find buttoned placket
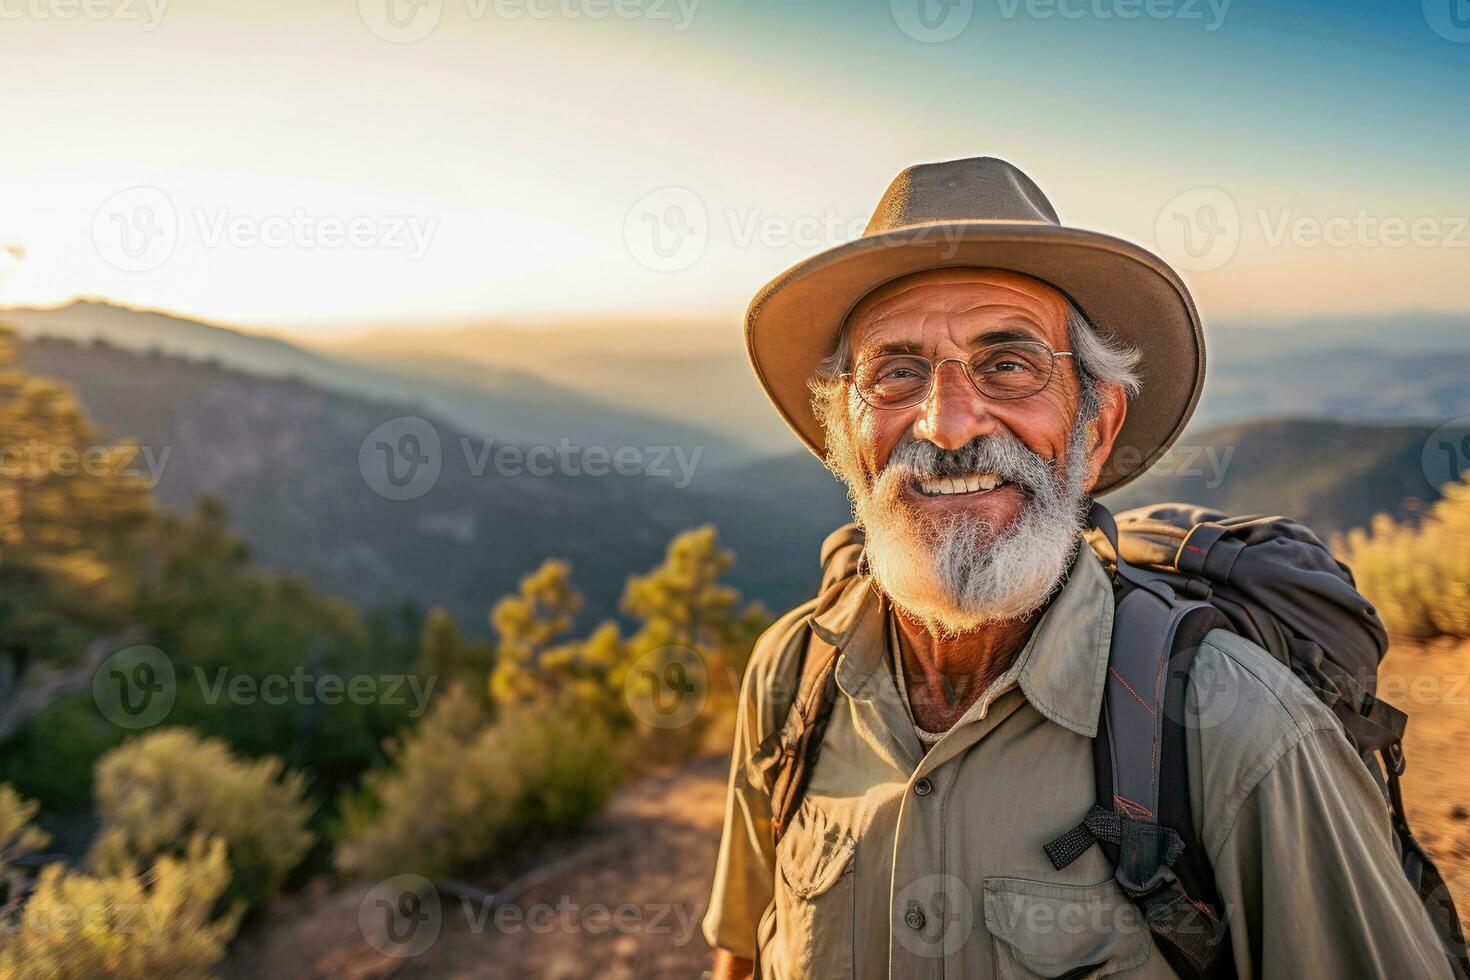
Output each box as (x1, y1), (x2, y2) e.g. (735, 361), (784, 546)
(795, 551), (1116, 979)
(833, 594), (1049, 979)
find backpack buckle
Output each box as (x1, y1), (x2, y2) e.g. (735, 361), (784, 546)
(1385, 742), (1406, 776)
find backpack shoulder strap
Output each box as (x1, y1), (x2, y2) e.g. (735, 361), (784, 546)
(1048, 503), (1235, 979)
(747, 524), (865, 846)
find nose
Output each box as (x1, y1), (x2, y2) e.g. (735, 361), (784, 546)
(913, 359), (998, 451)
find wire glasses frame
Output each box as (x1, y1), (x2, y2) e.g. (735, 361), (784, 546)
(844, 340), (1075, 411)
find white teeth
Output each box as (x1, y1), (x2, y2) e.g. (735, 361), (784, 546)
(918, 473), (1003, 496)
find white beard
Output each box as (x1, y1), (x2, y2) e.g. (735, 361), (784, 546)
(822, 398), (1093, 637)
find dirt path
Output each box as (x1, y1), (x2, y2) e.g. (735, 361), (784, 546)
(1383, 641), (1470, 925)
(226, 642), (1470, 979)
(224, 753), (730, 980)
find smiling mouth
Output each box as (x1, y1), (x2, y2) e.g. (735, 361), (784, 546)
(911, 472), (1014, 497)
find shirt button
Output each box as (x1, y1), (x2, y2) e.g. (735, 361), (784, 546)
(914, 777), (933, 796)
(904, 902), (926, 930)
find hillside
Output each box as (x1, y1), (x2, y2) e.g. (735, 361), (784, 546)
(322, 312), (1470, 453)
(14, 336), (842, 630)
(0, 300), (755, 469)
(1106, 417), (1470, 535)
(13, 329), (1464, 634)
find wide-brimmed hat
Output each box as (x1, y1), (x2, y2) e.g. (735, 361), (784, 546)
(745, 156), (1205, 495)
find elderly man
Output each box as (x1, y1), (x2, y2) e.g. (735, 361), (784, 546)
(703, 158), (1452, 979)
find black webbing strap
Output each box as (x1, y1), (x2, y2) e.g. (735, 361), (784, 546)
(1046, 806), (1185, 872)
(1045, 806), (1224, 975)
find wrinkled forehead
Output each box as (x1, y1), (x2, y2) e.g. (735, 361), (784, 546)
(845, 268), (1071, 356)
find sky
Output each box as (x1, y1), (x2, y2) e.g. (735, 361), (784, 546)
(0, 0), (1466, 337)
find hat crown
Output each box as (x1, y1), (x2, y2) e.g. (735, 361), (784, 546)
(864, 156), (1060, 235)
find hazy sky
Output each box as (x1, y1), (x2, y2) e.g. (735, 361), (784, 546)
(0, 0), (1466, 336)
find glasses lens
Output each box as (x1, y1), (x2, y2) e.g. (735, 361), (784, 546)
(969, 343), (1054, 400)
(855, 354), (931, 408)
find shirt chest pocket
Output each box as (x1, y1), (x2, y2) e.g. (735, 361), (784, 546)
(769, 799), (859, 979)
(983, 876), (1153, 979)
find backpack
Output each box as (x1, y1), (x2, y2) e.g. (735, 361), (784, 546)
(747, 501), (1470, 979)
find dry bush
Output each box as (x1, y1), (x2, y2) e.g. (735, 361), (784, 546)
(0, 836), (239, 980)
(1338, 479), (1470, 640)
(335, 685), (619, 881)
(87, 728), (314, 910)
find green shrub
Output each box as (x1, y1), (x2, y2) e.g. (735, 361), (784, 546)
(0, 835), (240, 980)
(1337, 479), (1470, 640)
(87, 728), (315, 911)
(335, 685), (619, 881)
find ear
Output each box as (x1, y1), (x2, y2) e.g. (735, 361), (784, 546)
(1081, 383), (1128, 493)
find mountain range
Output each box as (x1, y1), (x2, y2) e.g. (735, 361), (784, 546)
(4, 300), (1466, 630)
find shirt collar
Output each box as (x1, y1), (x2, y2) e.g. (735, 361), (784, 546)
(813, 543), (1115, 738)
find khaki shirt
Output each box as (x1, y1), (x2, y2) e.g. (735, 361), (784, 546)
(703, 548), (1452, 979)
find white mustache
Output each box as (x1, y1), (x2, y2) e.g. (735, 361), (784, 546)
(880, 430), (1058, 494)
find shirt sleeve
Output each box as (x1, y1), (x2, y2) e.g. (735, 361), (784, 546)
(701, 605), (809, 958)
(1208, 725), (1455, 978)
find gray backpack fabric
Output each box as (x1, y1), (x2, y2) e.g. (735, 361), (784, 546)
(749, 503), (1469, 979)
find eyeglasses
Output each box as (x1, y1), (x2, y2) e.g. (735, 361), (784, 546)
(846, 341), (1074, 411)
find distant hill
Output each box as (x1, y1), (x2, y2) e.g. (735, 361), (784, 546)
(0, 300), (757, 471)
(321, 312), (1470, 453)
(11, 308), (1467, 632)
(10, 300), (1470, 464)
(319, 317), (796, 454)
(13, 335), (840, 630)
(1105, 417), (1470, 536)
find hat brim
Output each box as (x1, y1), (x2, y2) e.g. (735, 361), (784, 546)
(745, 221), (1205, 495)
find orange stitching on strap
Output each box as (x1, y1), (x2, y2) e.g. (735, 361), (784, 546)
(1108, 666), (1156, 715)
(1114, 794), (1153, 819)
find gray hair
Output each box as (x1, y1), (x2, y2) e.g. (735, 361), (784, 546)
(813, 299), (1142, 418)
